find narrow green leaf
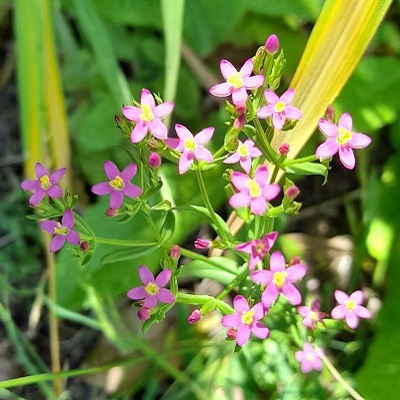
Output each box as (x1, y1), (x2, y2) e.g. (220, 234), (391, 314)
(285, 162), (328, 178)
(101, 245), (162, 267)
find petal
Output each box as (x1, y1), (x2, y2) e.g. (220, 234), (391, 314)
(110, 190), (124, 209)
(264, 89), (279, 104)
(355, 305), (372, 319)
(331, 305), (347, 319)
(61, 209), (74, 229)
(232, 87), (248, 106)
(29, 189), (46, 205)
(270, 251), (286, 272)
(50, 235), (66, 253)
(264, 183), (281, 201)
(175, 124), (193, 140)
(262, 231), (278, 248)
(157, 288), (175, 303)
(35, 162), (48, 179)
(220, 59), (237, 80)
(49, 167), (67, 184)
(286, 263), (307, 282)
(272, 113), (285, 130)
(250, 197), (267, 215)
(153, 102), (174, 118)
(224, 152), (240, 164)
(261, 284), (279, 307)
(231, 171), (250, 190)
(334, 290), (349, 304)
(66, 229), (80, 245)
(122, 106), (142, 121)
(348, 133), (372, 149)
(149, 118), (168, 139)
(338, 146), (355, 169)
(221, 313), (240, 328)
(178, 151), (194, 174)
(195, 127), (214, 145)
(194, 146), (213, 162)
(104, 161), (120, 180)
(280, 88), (295, 104)
(21, 179), (41, 191)
(239, 58), (254, 77)
(315, 139), (339, 159)
(229, 192), (250, 209)
(239, 157), (251, 174)
(257, 105), (274, 119)
(297, 306), (310, 318)
(253, 165), (269, 184)
(251, 322), (269, 339)
(120, 163), (137, 181)
(165, 137), (180, 151)
(319, 119), (338, 138)
(346, 312), (359, 329)
(123, 183), (142, 198)
(243, 75), (264, 90)
(140, 88), (156, 108)
(338, 112), (353, 131)
(143, 295), (157, 309)
(236, 325), (251, 346)
(138, 265), (154, 285)
(209, 82), (232, 97)
(252, 302), (266, 320)
(155, 269), (172, 287)
(40, 220), (58, 233)
(47, 185), (63, 199)
(250, 270), (272, 285)
(284, 106), (302, 120)
(130, 121), (149, 143)
(233, 295), (250, 313)
(126, 286), (146, 300)
(349, 290), (364, 304)
(91, 182), (113, 195)
(282, 284), (302, 305)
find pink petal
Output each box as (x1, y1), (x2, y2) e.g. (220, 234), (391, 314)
(239, 157), (251, 174)
(91, 182), (113, 195)
(264, 184), (281, 201)
(122, 106), (142, 121)
(221, 313), (240, 328)
(50, 235), (66, 253)
(153, 102), (174, 118)
(143, 295), (157, 309)
(29, 189), (46, 205)
(149, 119), (168, 139)
(286, 263), (307, 281)
(130, 121), (149, 143)
(349, 290), (364, 304)
(334, 290), (349, 304)
(233, 295), (250, 313)
(165, 138), (181, 150)
(104, 161), (120, 180)
(264, 89), (279, 105)
(138, 265), (154, 285)
(236, 324), (251, 346)
(239, 58), (254, 78)
(66, 230), (80, 245)
(110, 190), (124, 209)
(175, 124), (193, 140)
(35, 162), (48, 179)
(140, 88), (156, 108)
(61, 209), (74, 229)
(261, 284), (279, 307)
(155, 269), (172, 287)
(250, 270), (272, 285)
(47, 185), (63, 199)
(194, 146), (213, 162)
(331, 305), (347, 319)
(338, 146), (355, 169)
(232, 87), (248, 106)
(297, 306), (310, 318)
(282, 283), (302, 305)
(251, 303), (266, 320)
(270, 251), (286, 272)
(280, 88), (295, 104)
(178, 151), (194, 174)
(122, 183), (142, 198)
(195, 127), (214, 145)
(224, 152), (240, 164)
(209, 82), (232, 97)
(220, 59), (237, 80)
(253, 165), (269, 184)
(272, 113), (285, 130)
(127, 286), (146, 300)
(250, 197), (267, 215)
(231, 171), (250, 190)
(40, 220), (58, 233)
(257, 104), (274, 119)
(21, 179), (40, 191)
(348, 133), (372, 149)
(346, 312), (359, 329)
(243, 75), (264, 90)
(284, 106), (302, 120)
(338, 113), (353, 131)
(229, 192), (250, 209)
(120, 163), (137, 181)
(355, 305), (372, 319)
(315, 139), (339, 159)
(319, 119), (338, 138)
(251, 322), (269, 339)
(157, 288), (175, 303)
(49, 167), (67, 184)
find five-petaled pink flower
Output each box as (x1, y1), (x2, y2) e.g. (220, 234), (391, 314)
(315, 113), (372, 170)
(297, 299), (327, 330)
(295, 343), (323, 374)
(331, 290), (371, 329)
(221, 295), (269, 347)
(20, 162), (66, 206)
(251, 251), (307, 307)
(235, 231), (278, 270)
(166, 124), (214, 174)
(126, 265), (175, 309)
(229, 165), (280, 215)
(40, 209), (80, 253)
(122, 88), (174, 143)
(257, 88), (302, 130)
(210, 59), (264, 106)
(224, 139), (262, 174)
(91, 161), (142, 209)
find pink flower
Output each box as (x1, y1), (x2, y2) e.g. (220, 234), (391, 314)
(40, 209), (80, 253)
(91, 161), (142, 209)
(257, 88), (302, 130)
(122, 88), (174, 143)
(229, 165), (280, 215)
(166, 124), (214, 174)
(295, 343), (323, 373)
(127, 265), (175, 309)
(194, 238), (212, 250)
(20, 162), (66, 206)
(235, 231), (278, 270)
(297, 300), (327, 330)
(251, 251), (307, 307)
(265, 34), (279, 55)
(221, 295), (269, 347)
(224, 139), (262, 174)
(315, 113), (372, 170)
(331, 290), (371, 329)
(210, 59), (264, 106)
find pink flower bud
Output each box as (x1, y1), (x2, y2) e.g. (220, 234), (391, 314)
(226, 328), (237, 340)
(233, 113), (246, 130)
(170, 244), (180, 259)
(80, 241), (90, 252)
(148, 153), (162, 168)
(286, 185), (300, 199)
(279, 143), (290, 155)
(188, 309), (202, 324)
(194, 238), (212, 250)
(290, 256), (301, 265)
(265, 34), (279, 55)
(137, 307), (151, 321)
(325, 105), (335, 122)
(106, 207), (119, 217)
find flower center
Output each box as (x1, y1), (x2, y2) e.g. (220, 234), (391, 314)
(227, 72), (243, 89)
(184, 138), (197, 151)
(54, 222), (69, 236)
(40, 175), (51, 190)
(145, 282), (159, 296)
(247, 179), (262, 198)
(310, 311), (319, 321)
(306, 352), (315, 362)
(346, 300), (356, 311)
(274, 101), (286, 113)
(140, 104), (154, 122)
(241, 310), (255, 325)
(238, 144), (249, 157)
(273, 271), (288, 287)
(255, 241), (265, 255)
(109, 176), (125, 190)
(337, 127), (352, 145)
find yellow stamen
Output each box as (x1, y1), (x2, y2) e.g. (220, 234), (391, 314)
(241, 310), (254, 325)
(40, 175), (51, 190)
(140, 104), (154, 122)
(109, 176), (124, 190)
(306, 353), (315, 361)
(346, 299), (356, 311)
(238, 144), (249, 157)
(337, 127), (352, 145)
(54, 222), (68, 236)
(274, 101), (286, 113)
(255, 242), (265, 255)
(145, 282), (159, 296)
(184, 138), (197, 151)
(273, 271), (288, 287)
(227, 72), (243, 89)
(310, 311), (318, 321)
(247, 179), (261, 198)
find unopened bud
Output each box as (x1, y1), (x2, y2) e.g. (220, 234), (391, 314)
(137, 307), (151, 321)
(148, 152), (162, 168)
(279, 143), (290, 155)
(233, 113), (246, 130)
(106, 208), (119, 217)
(325, 105), (335, 122)
(194, 238), (212, 250)
(265, 34), (279, 55)
(226, 328), (237, 340)
(188, 309), (202, 324)
(170, 244), (180, 259)
(290, 256), (301, 265)
(285, 185), (300, 199)
(80, 241), (90, 252)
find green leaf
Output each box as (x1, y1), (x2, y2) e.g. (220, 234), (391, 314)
(101, 245), (161, 267)
(284, 162), (328, 179)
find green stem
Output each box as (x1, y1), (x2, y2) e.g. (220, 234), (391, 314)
(95, 237), (158, 247)
(216, 265), (249, 301)
(253, 116), (278, 164)
(143, 213), (163, 242)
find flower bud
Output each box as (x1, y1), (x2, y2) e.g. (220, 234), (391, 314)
(285, 185), (300, 199)
(170, 244), (180, 259)
(148, 152), (162, 168)
(265, 34), (279, 55)
(80, 241), (90, 252)
(194, 238), (212, 250)
(106, 207), (119, 217)
(137, 307), (151, 321)
(279, 143), (290, 155)
(290, 256), (302, 265)
(325, 104), (335, 122)
(233, 113), (246, 130)
(226, 328), (237, 340)
(188, 309), (202, 324)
